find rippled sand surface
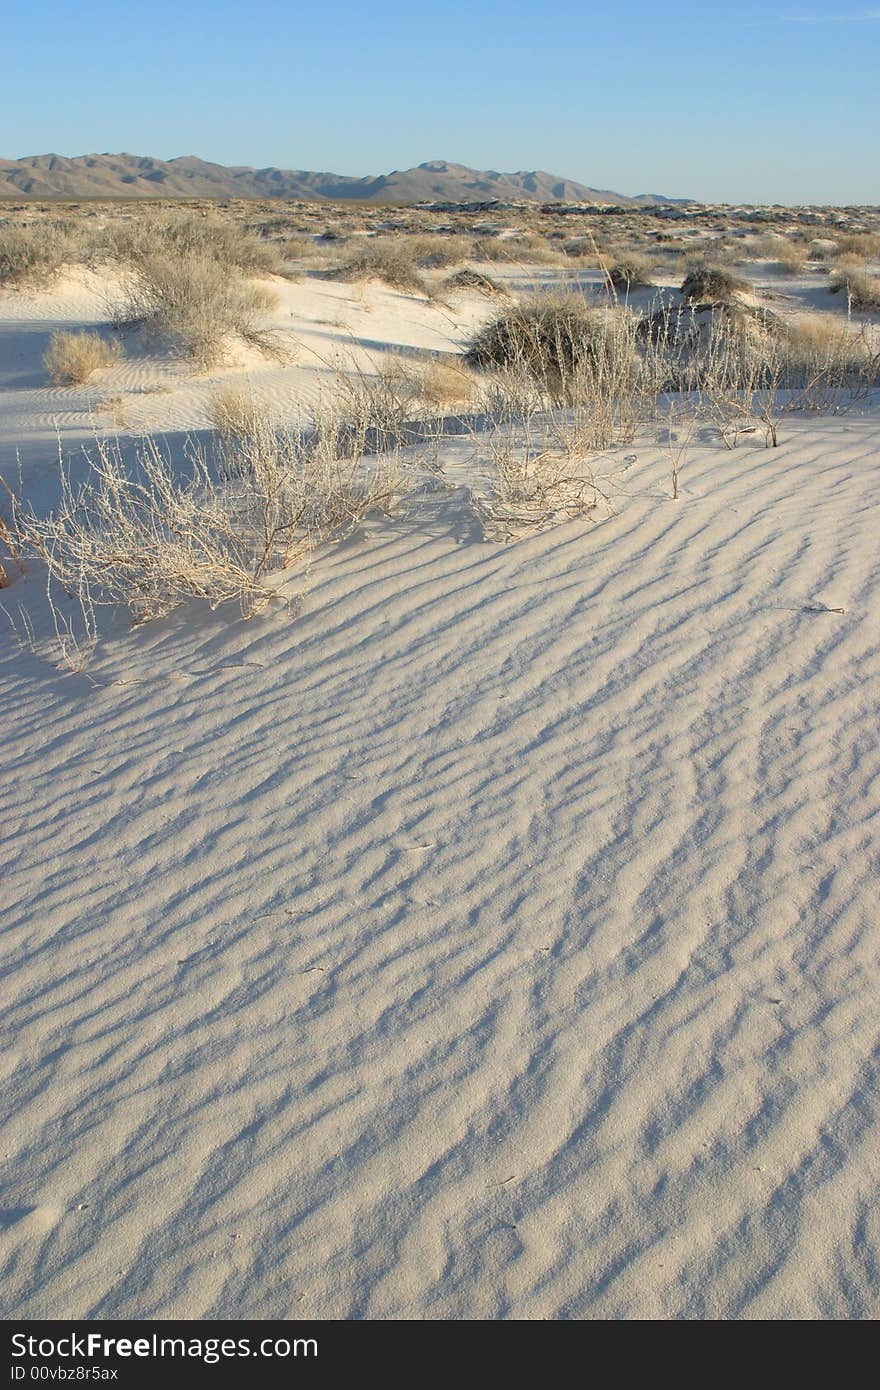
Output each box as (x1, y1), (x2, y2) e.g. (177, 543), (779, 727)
(2, 269), (879, 1318)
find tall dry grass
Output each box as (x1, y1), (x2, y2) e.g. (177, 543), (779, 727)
(409, 357), (480, 408)
(44, 330), (122, 385)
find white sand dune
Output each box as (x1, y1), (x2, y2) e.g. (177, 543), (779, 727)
(2, 263), (879, 1319)
(0, 268), (489, 465)
(0, 257), (865, 469)
(2, 404), (879, 1318)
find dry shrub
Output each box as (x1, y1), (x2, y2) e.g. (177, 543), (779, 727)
(681, 266), (747, 304)
(753, 235), (809, 274)
(469, 295), (652, 459)
(808, 238), (840, 261)
(115, 253), (281, 368)
(245, 217), (316, 260)
(473, 439), (604, 540)
(0, 223), (73, 288)
(16, 422), (411, 625)
(112, 213), (287, 278)
(443, 267), (507, 298)
(0, 510), (19, 584)
(702, 239), (743, 268)
(606, 254), (654, 291)
(828, 267), (880, 310)
(467, 403), (622, 541)
(465, 293), (638, 402)
(329, 363), (418, 452)
(43, 330), (122, 385)
(408, 235), (469, 269)
(651, 294), (880, 408)
(560, 237), (598, 262)
(828, 233), (880, 261)
(321, 355), (478, 450)
(771, 248), (809, 275)
(471, 233), (559, 265)
(776, 314), (876, 395)
(692, 304), (880, 447)
(273, 234), (323, 262)
(329, 240), (427, 294)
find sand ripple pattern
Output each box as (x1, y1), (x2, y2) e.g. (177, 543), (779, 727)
(1, 417), (879, 1318)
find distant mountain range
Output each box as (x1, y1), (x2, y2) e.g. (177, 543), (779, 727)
(0, 154), (686, 205)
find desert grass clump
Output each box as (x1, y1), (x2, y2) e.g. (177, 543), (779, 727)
(330, 240), (427, 295)
(681, 265), (747, 305)
(0, 223), (73, 288)
(43, 330), (122, 385)
(410, 357), (480, 409)
(771, 247), (810, 275)
(782, 312), (860, 356)
(606, 254), (654, 292)
(775, 314), (878, 398)
(115, 253), (281, 368)
(828, 267), (880, 310)
(560, 237), (598, 263)
(209, 385), (274, 440)
(266, 233), (315, 263)
(691, 306), (880, 447)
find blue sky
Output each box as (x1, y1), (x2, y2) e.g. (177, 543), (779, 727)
(3, 2), (878, 203)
